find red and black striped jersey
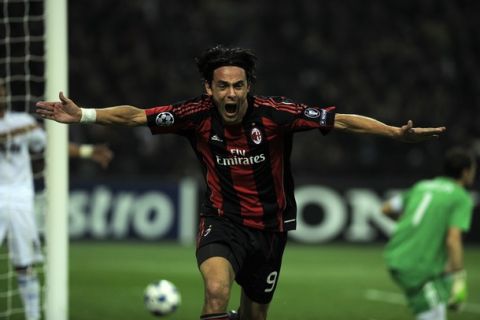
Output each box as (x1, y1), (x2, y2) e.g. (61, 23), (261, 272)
(145, 94), (335, 231)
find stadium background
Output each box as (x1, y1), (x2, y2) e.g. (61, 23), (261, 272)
(62, 2), (479, 317)
(2, 0), (480, 319)
(68, 0), (480, 181)
(64, 0), (480, 242)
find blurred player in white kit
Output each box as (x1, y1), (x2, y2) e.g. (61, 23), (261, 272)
(0, 80), (113, 320)
(0, 81), (45, 320)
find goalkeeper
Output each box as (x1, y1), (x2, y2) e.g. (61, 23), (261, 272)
(382, 147), (476, 320)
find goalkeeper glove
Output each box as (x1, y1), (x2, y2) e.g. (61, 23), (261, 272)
(447, 270), (467, 311)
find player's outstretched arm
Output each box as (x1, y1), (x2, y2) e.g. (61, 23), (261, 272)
(36, 91), (147, 126)
(334, 114), (446, 143)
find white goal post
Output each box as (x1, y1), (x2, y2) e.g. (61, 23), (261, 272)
(44, 0), (68, 319)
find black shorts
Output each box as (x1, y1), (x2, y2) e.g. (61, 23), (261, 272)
(196, 215), (288, 304)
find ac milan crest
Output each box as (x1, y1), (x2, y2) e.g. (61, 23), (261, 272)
(250, 127), (262, 145)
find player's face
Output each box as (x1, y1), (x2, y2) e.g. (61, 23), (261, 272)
(205, 66), (250, 125)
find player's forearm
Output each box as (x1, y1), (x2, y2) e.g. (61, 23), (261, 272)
(68, 143), (94, 159)
(446, 230), (464, 272)
(88, 105), (147, 126)
(334, 114), (400, 138)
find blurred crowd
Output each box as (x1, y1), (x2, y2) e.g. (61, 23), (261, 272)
(20, 0), (480, 181)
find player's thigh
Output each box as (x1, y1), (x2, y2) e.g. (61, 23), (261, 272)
(199, 256), (235, 284)
(199, 255), (236, 302)
(0, 225), (5, 245)
(0, 207), (7, 246)
(0, 200), (11, 242)
(8, 203), (43, 266)
(239, 289), (269, 320)
(198, 241), (237, 291)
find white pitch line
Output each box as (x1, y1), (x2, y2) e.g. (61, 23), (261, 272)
(365, 289), (480, 314)
(365, 289), (405, 305)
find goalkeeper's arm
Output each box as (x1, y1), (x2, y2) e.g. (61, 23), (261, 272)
(381, 194), (403, 220)
(445, 227), (467, 310)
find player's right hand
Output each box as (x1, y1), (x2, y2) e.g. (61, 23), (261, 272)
(36, 91), (82, 123)
(447, 270), (467, 311)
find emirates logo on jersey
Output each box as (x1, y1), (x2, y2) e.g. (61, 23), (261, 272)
(251, 127), (262, 145)
(216, 148), (267, 166)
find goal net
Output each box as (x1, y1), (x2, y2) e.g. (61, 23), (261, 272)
(1, 0), (45, 113)
(1, 0), (46, 318)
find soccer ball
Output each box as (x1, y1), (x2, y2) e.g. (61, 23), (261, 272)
(144, 279), (181, 316)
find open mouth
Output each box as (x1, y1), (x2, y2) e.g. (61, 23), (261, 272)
(225, 103), (238, 115)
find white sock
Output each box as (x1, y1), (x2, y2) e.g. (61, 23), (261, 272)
(416, 303), (446, 320)
(17, 272), (41, 320)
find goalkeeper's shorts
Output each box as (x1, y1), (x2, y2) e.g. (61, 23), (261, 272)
(389, 269), (450, 314)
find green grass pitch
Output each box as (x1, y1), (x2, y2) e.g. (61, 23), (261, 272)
(2, 243), (480, 319)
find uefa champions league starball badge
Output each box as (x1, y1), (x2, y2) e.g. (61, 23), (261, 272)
(155, 112), (175, 126)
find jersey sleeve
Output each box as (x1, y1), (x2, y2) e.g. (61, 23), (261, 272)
(291, 105), (336, 135)
(145, 95), (211, 135)
(260, 96), (336, 135)
(448, 193), (474, 231)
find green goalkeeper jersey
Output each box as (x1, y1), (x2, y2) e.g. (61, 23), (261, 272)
(385, 176), (473, 284)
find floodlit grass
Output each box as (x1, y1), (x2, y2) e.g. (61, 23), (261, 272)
(2, 243), (479, 319)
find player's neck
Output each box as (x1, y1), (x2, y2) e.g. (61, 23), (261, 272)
(456, 176), (470, 189)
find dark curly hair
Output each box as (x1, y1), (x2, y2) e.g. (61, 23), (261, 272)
(444, 147), (476, 179)
(195, 45), (257, 85)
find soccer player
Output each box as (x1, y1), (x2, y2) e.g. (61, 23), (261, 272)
(0, 81), (113, 320)
(0, 82), (46, 320)
(36, 45), (446, 320)
(382, 147), (476, 320)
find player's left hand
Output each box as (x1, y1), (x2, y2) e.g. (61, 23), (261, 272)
(91, 144), (114, 168)
(447, 270), (467, 312)
(397, 120), (446, 143)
